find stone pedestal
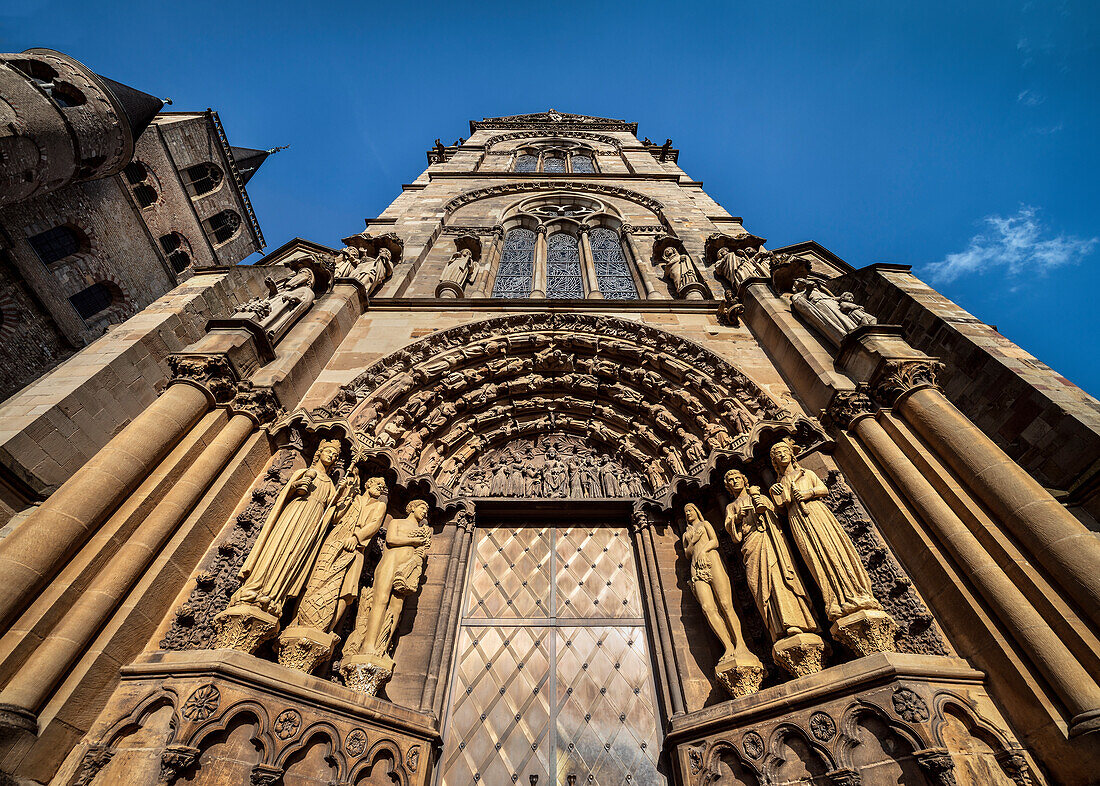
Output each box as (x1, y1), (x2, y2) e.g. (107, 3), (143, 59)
(211, 604), (278, 654)
(831, 608), (898, 657)
(715, 655), (765, 698)
(340, 652), (395, 697)
(667, 653), (1044, 786)
(275, 626), (339, 674)
(772, 632), (825, 677)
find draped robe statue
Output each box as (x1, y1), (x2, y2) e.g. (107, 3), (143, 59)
(341, 500), (432, 695)
(213, 439), (347, 653)
(725, 470), (824, 676)
(334, 245), (362, 278)
(233, 268), (317, 343)
(789, 277), (860, 346)
(661, 246), (705, 299)
(352, 247), (393, 296)
(682, 503), (764, 696)
(768, 440), (897, 655)
(437, 247), (474, 297)
(276, 474), (389, 673)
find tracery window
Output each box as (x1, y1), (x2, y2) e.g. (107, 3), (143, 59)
(491, 227), (536, 298)
(514, 154), (538, 173)
(182, 162), (223, 197)
(571, 154), (594, 173)
(203, 209), (241, 245)
(591, 227), (638, 299)
(546, 232), (583, 299)
(543, 155), (566, 173)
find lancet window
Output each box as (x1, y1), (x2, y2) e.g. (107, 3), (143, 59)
(491, 227), (536, 298)
(511, 145), (600, 173)
(590, 227), (638, 299)
(546, 232), (584, 298)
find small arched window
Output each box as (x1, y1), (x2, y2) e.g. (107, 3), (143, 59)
(546, 232), (583, 299)
(571, 154), (595, 173)
(69, 282), (117, 320)
(514, 154), (538, 173)
(123, 161), (157, 207)
(203, 210), (242, 244)
(28, 225), (84, 265)
(492, 228), (536, 298)
(159, 232), (192, 273)
(182, 162), (223, 197)
(591, 227), (638, 299)
(542, 155), (566, 173)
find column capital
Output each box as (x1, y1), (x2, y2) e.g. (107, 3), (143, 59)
(871, 359), (944, 407)
(229, 383), (283, 427)
(823, 388), (878, 431)
(166, 353), (238, 406)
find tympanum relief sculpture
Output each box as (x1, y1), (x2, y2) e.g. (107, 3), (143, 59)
(682, 503), (765, 697)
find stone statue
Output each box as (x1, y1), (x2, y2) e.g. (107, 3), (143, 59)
(334, 245), (362, 278)
(437, 247), (474, 298)
(838, 291), (877, 327)
(790, 277), (861, 346)
(544, 449), (568, 496)
(213, 438), (347, 653)
(277, 473), (388, 673)
(682, 503), (764, 696)
(724, 469), (824, 677)
(353, 246), (393, 296)
(768, 440), (897, 656)
(341, 499), (432, 695)
(234, 268), (317, 343)
(661, 246), (705, 299)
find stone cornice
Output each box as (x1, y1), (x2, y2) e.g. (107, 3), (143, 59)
(443, 181), (666, 217)
(362, 297), (719, 312)
(429, 171), (685, 182)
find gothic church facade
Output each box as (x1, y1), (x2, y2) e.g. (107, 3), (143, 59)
(0, 110), (1098, 786)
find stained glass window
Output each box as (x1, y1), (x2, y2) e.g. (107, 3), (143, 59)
(515, 154), (538, 173)
(543, 155), (566, 173)
(591, 227), (638, 299)
(492, 228), (536, 298)
(546, 232), (583, 299)
(571, 154), (595, 173)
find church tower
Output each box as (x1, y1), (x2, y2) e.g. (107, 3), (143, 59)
(0, 110), (1097, 786)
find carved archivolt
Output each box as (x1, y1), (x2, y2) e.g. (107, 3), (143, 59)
(483, 130), (625, 151)
(303, 313), (819, 507)
(444, 182), (666, 218)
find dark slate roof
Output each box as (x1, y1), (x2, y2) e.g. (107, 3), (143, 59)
(230, 146), (271, 185)
(95, 74), (163, 141)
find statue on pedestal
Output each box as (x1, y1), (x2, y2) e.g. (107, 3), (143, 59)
(789, 278), (870, 346)
(661, 246), (706, 299)
(233, 268), (317, 343)
(334, 245), (362, 279)
(768, 439), (897, 656)
(724, 469), (824, 677)
(436, 247), (475, 298)
(276, 474), (388, 674)
(353, 246), (394, 296)
(682, 503), (764, 697)
(213, 438), (348, 653)
(341, 499), (432, 695)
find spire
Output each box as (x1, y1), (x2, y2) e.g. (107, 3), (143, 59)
(94, 74), (164, 141)
(230, 145), (287, 185)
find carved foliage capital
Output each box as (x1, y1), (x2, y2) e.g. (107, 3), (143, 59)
(231, 383), (284, 427)
(872, 360), (944, 407)
(167, 353), (237, 405)
(824, 389), (877, 431)
(913, 748), (957, 786)
(159, 744), (200, 785)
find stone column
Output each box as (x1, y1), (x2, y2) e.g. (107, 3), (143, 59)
(420, 509), (474, 714)
(852, 412), (1100, 737)
(620, 227), (659, 299)
(532, 226), (547, 298)
(0, 407), (261, 729)
(633, 510), (685, 716)
(891, 379), (1100, 631)
(0, 381), (213, 631)
(578, 226), (602, 299)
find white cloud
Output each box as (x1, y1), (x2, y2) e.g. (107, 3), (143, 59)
(1017, 89), (1045, 106)
(927, 206), (1097, 283)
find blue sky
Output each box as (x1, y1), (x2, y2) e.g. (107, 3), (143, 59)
(4, 1), (1098, 393)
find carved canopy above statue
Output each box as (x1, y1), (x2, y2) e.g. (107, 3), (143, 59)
(289, 314), (824, 509)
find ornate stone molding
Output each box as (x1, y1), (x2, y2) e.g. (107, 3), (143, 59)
(159, 743), (200, 785)
(441, 224), (504, 237)
(482, 130), (625, 150)
(471, 111), (637, 133)
(167, 353), (238, 405)
(620, 224), (667, 234)
(913, 748), (957, 786)
(444, 181), (665, 217)
(231, 383), (283, 427)
(871, 360), (945, 407)
(823, 388), (877, 431)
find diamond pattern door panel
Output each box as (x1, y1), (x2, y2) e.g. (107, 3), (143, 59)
(440, 626), (551, 784)
(555, 626), (662, 785)
(465, 526), (551, 619)
(442, 524), (665, 786)
(555, 527), (643, 619)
